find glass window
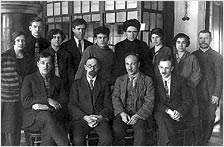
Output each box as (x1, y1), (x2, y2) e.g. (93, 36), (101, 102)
(73, 15), (82, 20)
(157, 14), (163, 28)
(127, 1), (137, 9)
(83, 14), (91, 22)
(143, 12), (150, 31)
(47, 17), (54, 23)
(73, 1), (81, 13)
(63, 16), (69, 22)
(91, 1), (99, 12)
(144, 1), (151, 9)
(116, 12), (126, 22)
(62, 2), (68, 14)
(82, 1), (90, 13)
(55, 24), (62, 30)
(105, 1), (114, 10)
(150, 13), (156, 29)
(92, 14), (100, 22)
(47, 3), (53, 16)
(54, 2), (61, 16)
(151, 1), (157, 10)
(48, 24), (55, 32)
(106, 13), (115, 23)
(54, 17), (61, 23)
(158, 1), (164, 10)
(127, 11), (138, 20)
(116, 1), (125, 9)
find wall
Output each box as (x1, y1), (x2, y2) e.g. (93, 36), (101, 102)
(174, 1), (206, 53)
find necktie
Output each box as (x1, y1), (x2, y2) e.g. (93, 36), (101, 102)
(128, 76), (134, 89)
(35, 39), (40, 63)
(90, 79), (94, 90)
(44, 76), (50, 97)
(54, 52), (60, 77)
(152, 51), (159, 65)
(164, 81), (169, 98)
(78, 40), (82, 55)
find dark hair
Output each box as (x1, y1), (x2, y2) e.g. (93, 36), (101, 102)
(159, 55), (174, 66)
(123, 19), (141, 32)
(11, 31), (26, 45)
(85, 56), (101, 66)
(173, 33), (190, 47)
(29, 17), (42, 26)
(198, 30), (212, 38)
(72, 18), (87, 29)
(94, 26), (110, 37)
(37, 52), (53, 63)
(47, 29), (66, 42)
(124, 53), (140, 63)
(150, 28), (164, 41)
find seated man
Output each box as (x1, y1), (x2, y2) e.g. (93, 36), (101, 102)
(21, 52), (69, 146)
(112, 53), (155, 145)
(154, 55), (192, 145)
(69, 57), (113, 146)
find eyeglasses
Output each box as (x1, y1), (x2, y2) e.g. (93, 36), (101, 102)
(86, 64), (98, 69)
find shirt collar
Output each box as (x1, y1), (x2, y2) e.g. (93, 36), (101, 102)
(162, 75), (171, 83)
(128, 72), (139, 80)
(199, 47), (210, 53)
(74, 37), (83, 45)
(86, 75), (97, 85)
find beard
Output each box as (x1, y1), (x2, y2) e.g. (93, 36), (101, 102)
(89, 70), (97, 77)
(199, 43), (209, 49)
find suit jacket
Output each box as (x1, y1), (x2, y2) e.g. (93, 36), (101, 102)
(155, 74), (192, 117)
(21, 72), (68, 128)
(112, 72), (155, 120)
(61, 38), (93, 77)
(42, 46), (73, 89)
(69, 76), (114, 121)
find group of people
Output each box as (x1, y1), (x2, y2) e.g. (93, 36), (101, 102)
(1, 16), (223, 146)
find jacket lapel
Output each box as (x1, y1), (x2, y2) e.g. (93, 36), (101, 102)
(36, 72), (47, 96)
(170, 75), (177, 99)
(92, 77), (100, 104)
(82, 77), (93, 105)
(120, 75), (128, 105)
(157, 77), (167, 102)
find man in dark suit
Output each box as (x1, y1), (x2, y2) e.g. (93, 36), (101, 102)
(61, 18), (93, 78)
(21, 52), (69, 146)
(69, 57), (113, 146)
(154, 55), (192, 145)
(24, 17), (50, 68)
(193, 30), (223, 145)
(112, 54), (155, 146)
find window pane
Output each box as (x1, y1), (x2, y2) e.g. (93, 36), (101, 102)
(83, 14), (91, 22)
(92, 14), (100, 22)
(157, 14), (163, 28)
(151, 1), (157, 10)
(144, 1), (151, 9)
(47, 17), (54, 23)
(158, 1), (164, 10)
(54, 2), (61, 15)
(91, 1), (99, 12)
(143, 12), (150, 31)
(62, 2), (68, 14)
(127, 11), (138, 20)
(105, 1), (114, 10)
(47, 3), (53, 16)
(82, 1), (90, 13)
(116, 12), (126, 22)
(150, 13), (156, 29)
(48, 24), (55, 32)
(127, 1), (137, 9)
(55, 24), (62, 30)
(116, 1), (125, 9)
(106, 13), (115, 23)
(55, 17), (61, 23)
(63, 16), (70, 22)
(73, 1), (81, 13)
(73, 15), (82, 20)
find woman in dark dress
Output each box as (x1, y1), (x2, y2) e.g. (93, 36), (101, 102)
(1, 31), (34, 145)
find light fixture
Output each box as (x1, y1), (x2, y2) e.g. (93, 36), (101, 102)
(182, 1), (190, 21)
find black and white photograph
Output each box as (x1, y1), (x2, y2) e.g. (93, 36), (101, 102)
(1, 1), (223, 146)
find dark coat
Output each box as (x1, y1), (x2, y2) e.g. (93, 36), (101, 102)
(21, 72), (68, 128)
(155, 74), (192, 117)
(68, 76), (114, 121)
(193, 48), (223, 101)
(112, 72), (155, 119)
(42, 46), (73, 88)
(61, 38), (93, 77)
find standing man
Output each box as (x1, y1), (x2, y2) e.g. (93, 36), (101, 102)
(193, 30), (223, 145)
(61, 18), (93, 79)
(154, 55), (192, 145)
(21, 52), (69, 146)
(24, 17), (50, 67)
(113, 19), (154, 81)
(112, 54), (155, 145)
(69, 57), (113, 146)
